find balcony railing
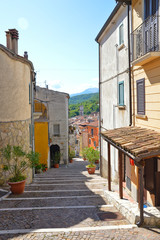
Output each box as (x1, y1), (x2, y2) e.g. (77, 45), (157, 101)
(131, 15), (159, 62)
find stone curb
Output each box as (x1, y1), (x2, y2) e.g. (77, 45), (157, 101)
(0, 190), (11, 201)
(104, 190), (160, 227)
(0, 225), (137, 235)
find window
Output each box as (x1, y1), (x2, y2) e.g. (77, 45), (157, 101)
(119, 81), (124, 106)
(144, 0), (158, 19)
(29, 124), (31, 145)
(91, 129), (94, 136)
(119, 24), (124, 45)
(94, 141), (96, 147)
(137, 78), (145, 115)
(53, 124), (60, 136)
(29, 83), (31, 104)
(89, 139), (91, 144)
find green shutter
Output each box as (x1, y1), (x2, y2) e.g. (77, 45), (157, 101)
(29, 124), (31, 145)
(29, 83), (31, 104)
(119, 81), (124, 106)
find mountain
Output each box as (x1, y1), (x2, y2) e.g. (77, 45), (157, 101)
(70, 88), (99, 97)
(69, 92), (99, 118)
(69, 92), (99, 105)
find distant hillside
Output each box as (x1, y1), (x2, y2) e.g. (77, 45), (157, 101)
(70, 88), (98, 97)
(69, 93), (99, 118)
(69, 92), (99, 105)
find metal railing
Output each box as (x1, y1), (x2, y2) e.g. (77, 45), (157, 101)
(131, 15), (159, 62)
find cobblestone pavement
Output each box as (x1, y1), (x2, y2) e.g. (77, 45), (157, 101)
(0, 159), (160, 239)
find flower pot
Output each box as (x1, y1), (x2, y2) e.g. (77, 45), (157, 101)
(8, 180), (26, 194)
(53, 163), (59, 168)
(87, 167), (96, 174)
(69, 158), (73, 163)
(95, 160), (99, 164)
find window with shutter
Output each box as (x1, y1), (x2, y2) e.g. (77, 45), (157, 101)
(53, 124), (60, 136)
(29, 124), (31, 145)
(119, 24), (124, 45)
(137, 78), (145, 115)
(91, 129), (94, 137)
(29, 83), (31, 104)
(119, 81), (124, 106)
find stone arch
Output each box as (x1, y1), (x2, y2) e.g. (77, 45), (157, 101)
(50, 144), (60, 168)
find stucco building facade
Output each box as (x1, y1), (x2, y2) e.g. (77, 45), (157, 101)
(35, 86), (69, 167)
(96, 4), (130, 182)
(0, 29), (35, 184)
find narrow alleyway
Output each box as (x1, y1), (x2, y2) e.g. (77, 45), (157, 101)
(0, 159), (160, 239)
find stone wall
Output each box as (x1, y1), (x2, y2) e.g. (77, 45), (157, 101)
(0, 119), (32, 185)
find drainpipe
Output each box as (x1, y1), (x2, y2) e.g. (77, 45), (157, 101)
(115, 44), (119, 106)
(134, 161), (144, 227)
(98, 44), (102, 175)
(127, 5), (132, 126)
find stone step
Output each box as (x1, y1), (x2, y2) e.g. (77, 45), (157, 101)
(0, 206), (129, 230)
(6, 190), (104, 198)
(24, 183), (107, 191)
(0, 196), (108, 209)
(33, 178), (104, 183)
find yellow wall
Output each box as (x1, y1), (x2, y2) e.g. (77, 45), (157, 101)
(35, 122), (49, 166)
(133, 57), (160, 132)
(132, 0), (143, 30)
(131, 0), (160, 206)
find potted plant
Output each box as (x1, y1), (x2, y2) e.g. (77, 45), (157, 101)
(82, 147), (88, 160)
(86, 147), (96, 174)
(1, 145), (39, 194)
(69, 150), (75, 163)
(35, 164), (42, 173)
(93, 149), (100, 164)
(53, 152), (61, 168)
(26, 151), (41, 174)
(41, 163), (48, 172)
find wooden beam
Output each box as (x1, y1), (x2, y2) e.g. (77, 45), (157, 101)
(108, 142), (111, 191)
(118, 150), (123, 199)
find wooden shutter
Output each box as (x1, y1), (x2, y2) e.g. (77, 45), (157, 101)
(29, 83), (31, 104)
(119, 81), (124, 106)
(137, 78), (145, 115)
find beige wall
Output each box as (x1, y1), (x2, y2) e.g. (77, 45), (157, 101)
(131, 0), (160, 206)
(0, 48), (31, 121)
(132, 57), (160, 132)
(132, 0), (143, 29)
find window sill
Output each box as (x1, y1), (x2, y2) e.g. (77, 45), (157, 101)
(136, 114), (148, 120)
(118, 105), (126, 110)
(118, 43), (125, 51)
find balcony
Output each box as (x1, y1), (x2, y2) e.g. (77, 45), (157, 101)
(34, 100), (47, 119)
(131, 15), (160, 66)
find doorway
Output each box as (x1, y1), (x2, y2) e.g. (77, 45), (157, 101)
(50, 144), (60, 168)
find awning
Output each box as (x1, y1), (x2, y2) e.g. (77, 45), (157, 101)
(102, 126), (160, 161)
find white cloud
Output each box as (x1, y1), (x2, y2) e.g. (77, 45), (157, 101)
(18, 18), (29, 30)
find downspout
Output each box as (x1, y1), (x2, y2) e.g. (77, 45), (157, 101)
(134, 161), (144, 227)
(31, 71), (35, 178)
(98, 43), (102, 176)
(128, 5), (132, 126)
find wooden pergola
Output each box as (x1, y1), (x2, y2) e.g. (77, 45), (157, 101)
(101, 126), (160, 226)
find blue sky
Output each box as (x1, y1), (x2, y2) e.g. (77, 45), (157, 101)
(0, 0), (116, 94)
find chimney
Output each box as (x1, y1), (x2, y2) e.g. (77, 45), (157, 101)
(24, 51), (28, 59)
(5, 29), (19, 54)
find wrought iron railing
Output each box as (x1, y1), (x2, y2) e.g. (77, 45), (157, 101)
(131, 15), (159, 62)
